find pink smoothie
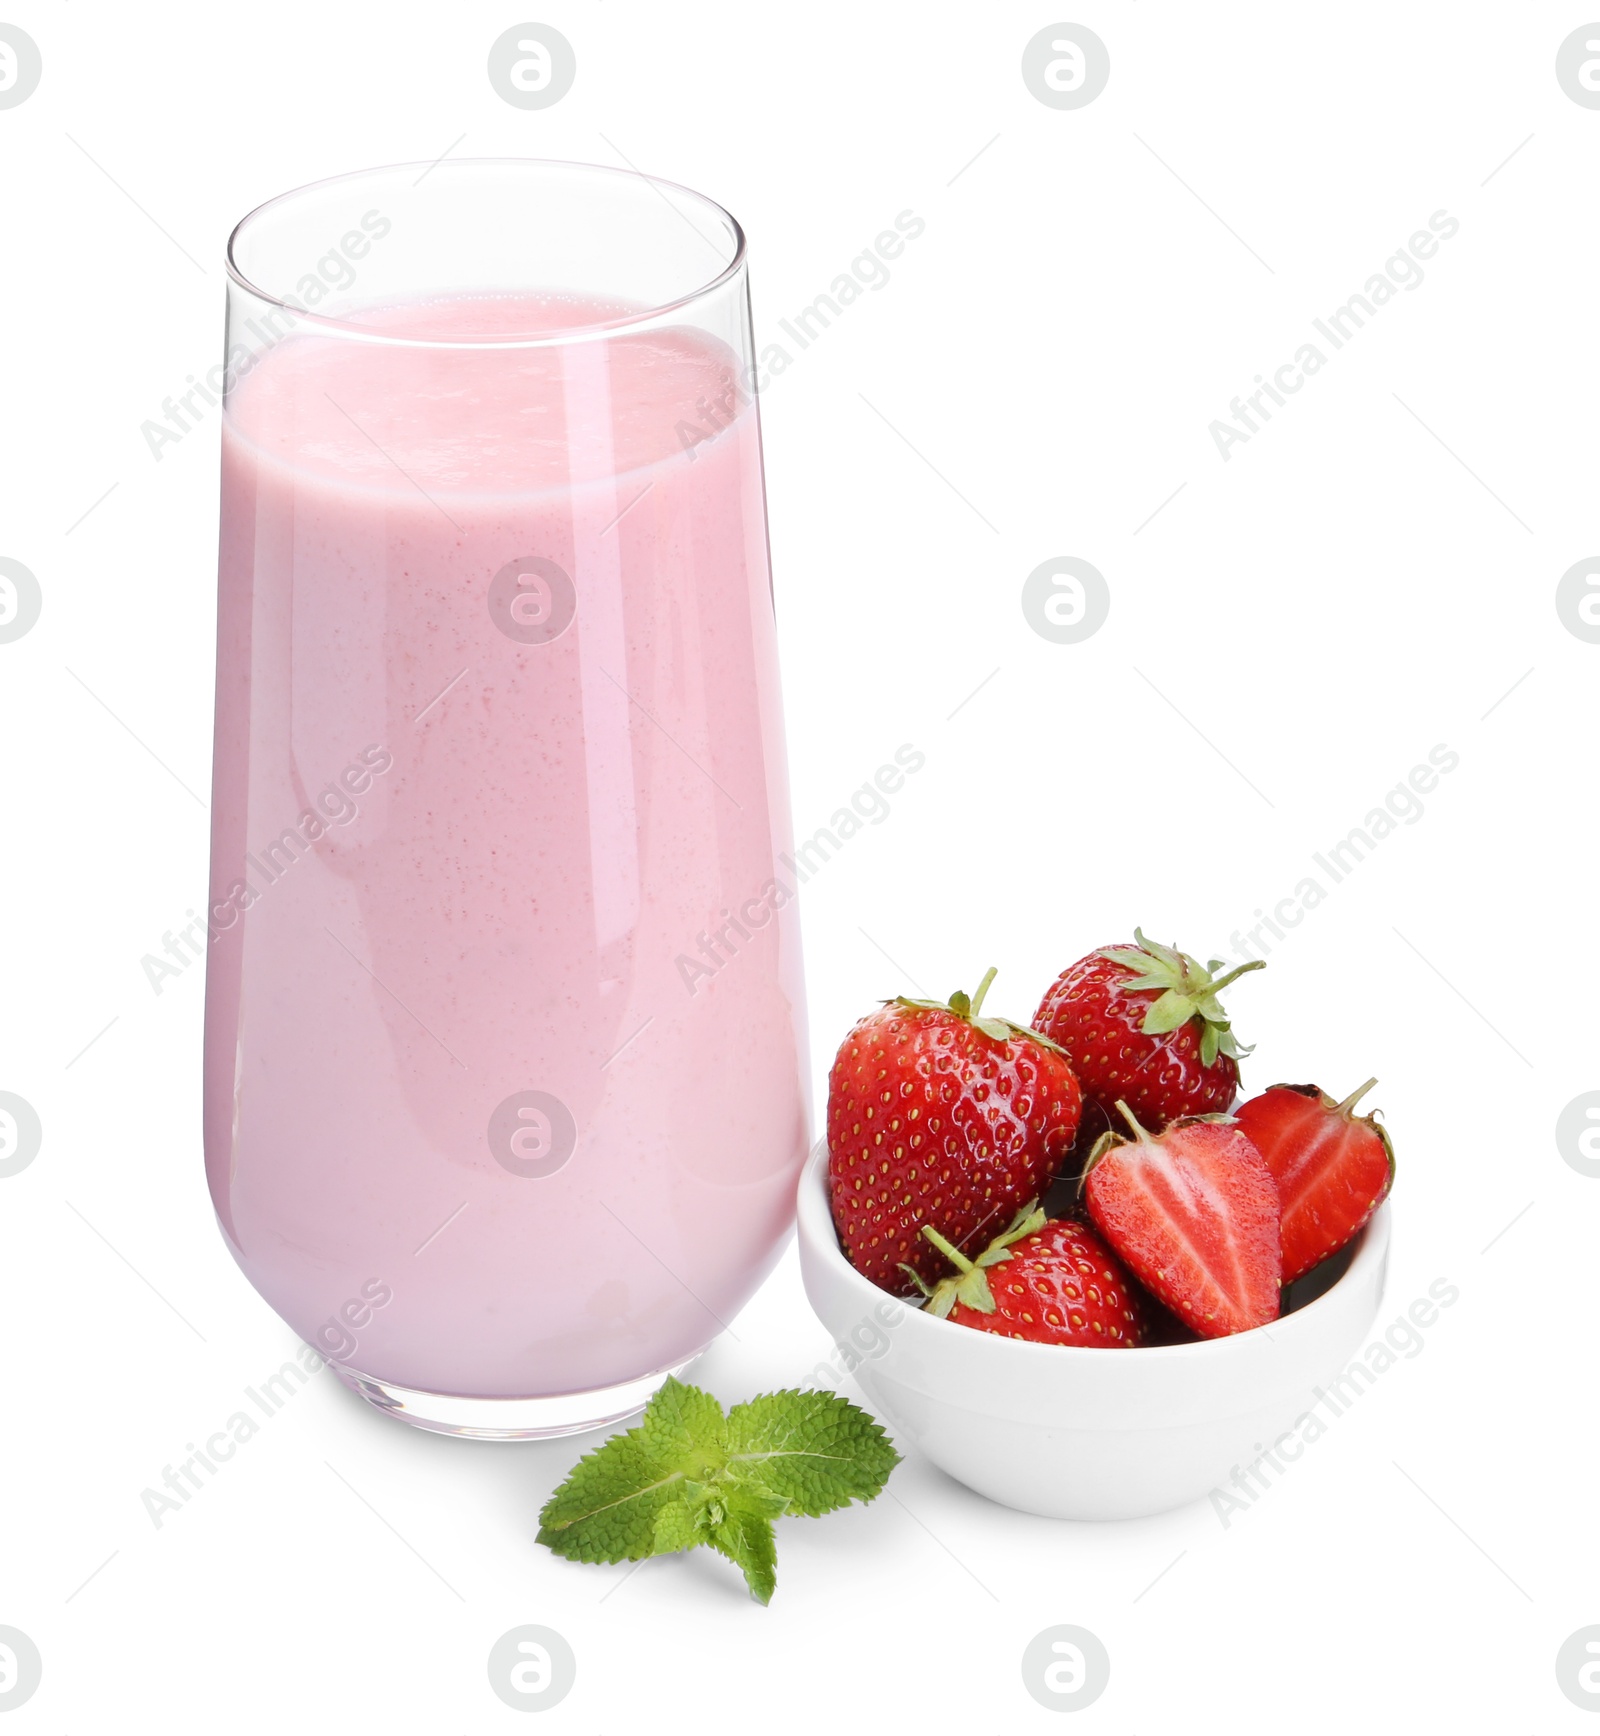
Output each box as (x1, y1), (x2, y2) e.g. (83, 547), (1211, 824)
(205, 293), (809, 1398)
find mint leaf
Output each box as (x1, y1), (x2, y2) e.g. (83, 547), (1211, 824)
(535, 1429), (687, 1564)
(649, 1498), (703, 1556)
(635, 1372), (726, 1467)
(536, 1376), (722, 1563)
(535, 1377), (900, 1602)
(706, 1488), (781, 1605)
(725, 1389), (902, 1517)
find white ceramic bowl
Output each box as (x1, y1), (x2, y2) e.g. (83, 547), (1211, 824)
(796, 1140), (1391, 1520)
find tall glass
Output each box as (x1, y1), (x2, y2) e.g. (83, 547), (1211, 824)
(205, 161), (808, 1437)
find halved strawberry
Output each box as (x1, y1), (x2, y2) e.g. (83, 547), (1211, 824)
(1233, 1080), (1394, 1282)
(1082, 1101), (1281, 1338)
(912, 1206), (1143, 1347)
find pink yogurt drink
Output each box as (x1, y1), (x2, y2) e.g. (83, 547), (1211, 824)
(204, 263), (809, 1434)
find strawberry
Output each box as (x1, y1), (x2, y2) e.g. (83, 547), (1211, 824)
(827, 969), (1083, 1294)
(1033, 930), (1264, 1130)
(913, 1205), (1143, 1347)
(1233, 1079), (1394, 1282)
(1082, 1101), (1281, 1338)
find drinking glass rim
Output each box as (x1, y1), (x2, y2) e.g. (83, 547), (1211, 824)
(224, 156), (748, 350)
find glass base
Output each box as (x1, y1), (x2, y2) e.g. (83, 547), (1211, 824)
(331, 1352), (705, 1440)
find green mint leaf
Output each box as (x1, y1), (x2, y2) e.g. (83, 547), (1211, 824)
(536, 1378), (900, 1603)
(738, 1485), (794, 1521)
(650, 1498), (703, 1556)
(706, 1489), (780, 1605)
(723, 1389), (902, 1518)
(535, 1429), (686, 1564)
(635, 1373), (726, 1465)
(536, 1375), (720, 1563)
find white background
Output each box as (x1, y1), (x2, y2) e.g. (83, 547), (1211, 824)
(1, 1), (1593, 1727)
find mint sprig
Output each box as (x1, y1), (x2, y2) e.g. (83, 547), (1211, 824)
(536, 1377), (901, 1603)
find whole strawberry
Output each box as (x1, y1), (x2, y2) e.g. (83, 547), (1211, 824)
(1034, 929), (1264, 1130)
(827, 969), (1083, 1294)
(1233, 1079), (1394, 1281)
(915, 1206), (1143, 1347)
(1083, 1101), (1281, 1338)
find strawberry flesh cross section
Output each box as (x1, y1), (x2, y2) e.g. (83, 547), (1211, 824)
(1082, 1100), (1282, 1338)
(1233, 1079), (1395, 1282)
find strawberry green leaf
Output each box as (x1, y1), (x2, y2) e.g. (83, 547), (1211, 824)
(1139, 989), (1195, 1035)
(975, 1205), (1045, 1262)
(1134, 929), (1187, 970)
(1119, 973), (1177, 995)
(918, 1205), (1043, 1315)
(1100, 932), (1264, 1072)
(893, 977), (1067, 1056)
(897, 1261), (933, 1297)
(1099, 946), (1160, 974)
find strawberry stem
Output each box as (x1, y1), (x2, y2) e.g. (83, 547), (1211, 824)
(1114, 1099), (1156, 1143)
(1100, 933), (1265, 1065)
(1335, 1077), (1378, 1117)
(919, 1224), (973, 1273)
(893, 970), (1073, 1056)
(1206, 958), (1267, 993)
(918, 1206), (1043, 1319)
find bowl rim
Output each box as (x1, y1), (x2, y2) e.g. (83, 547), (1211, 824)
(796, 1136), (1392, 1366)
